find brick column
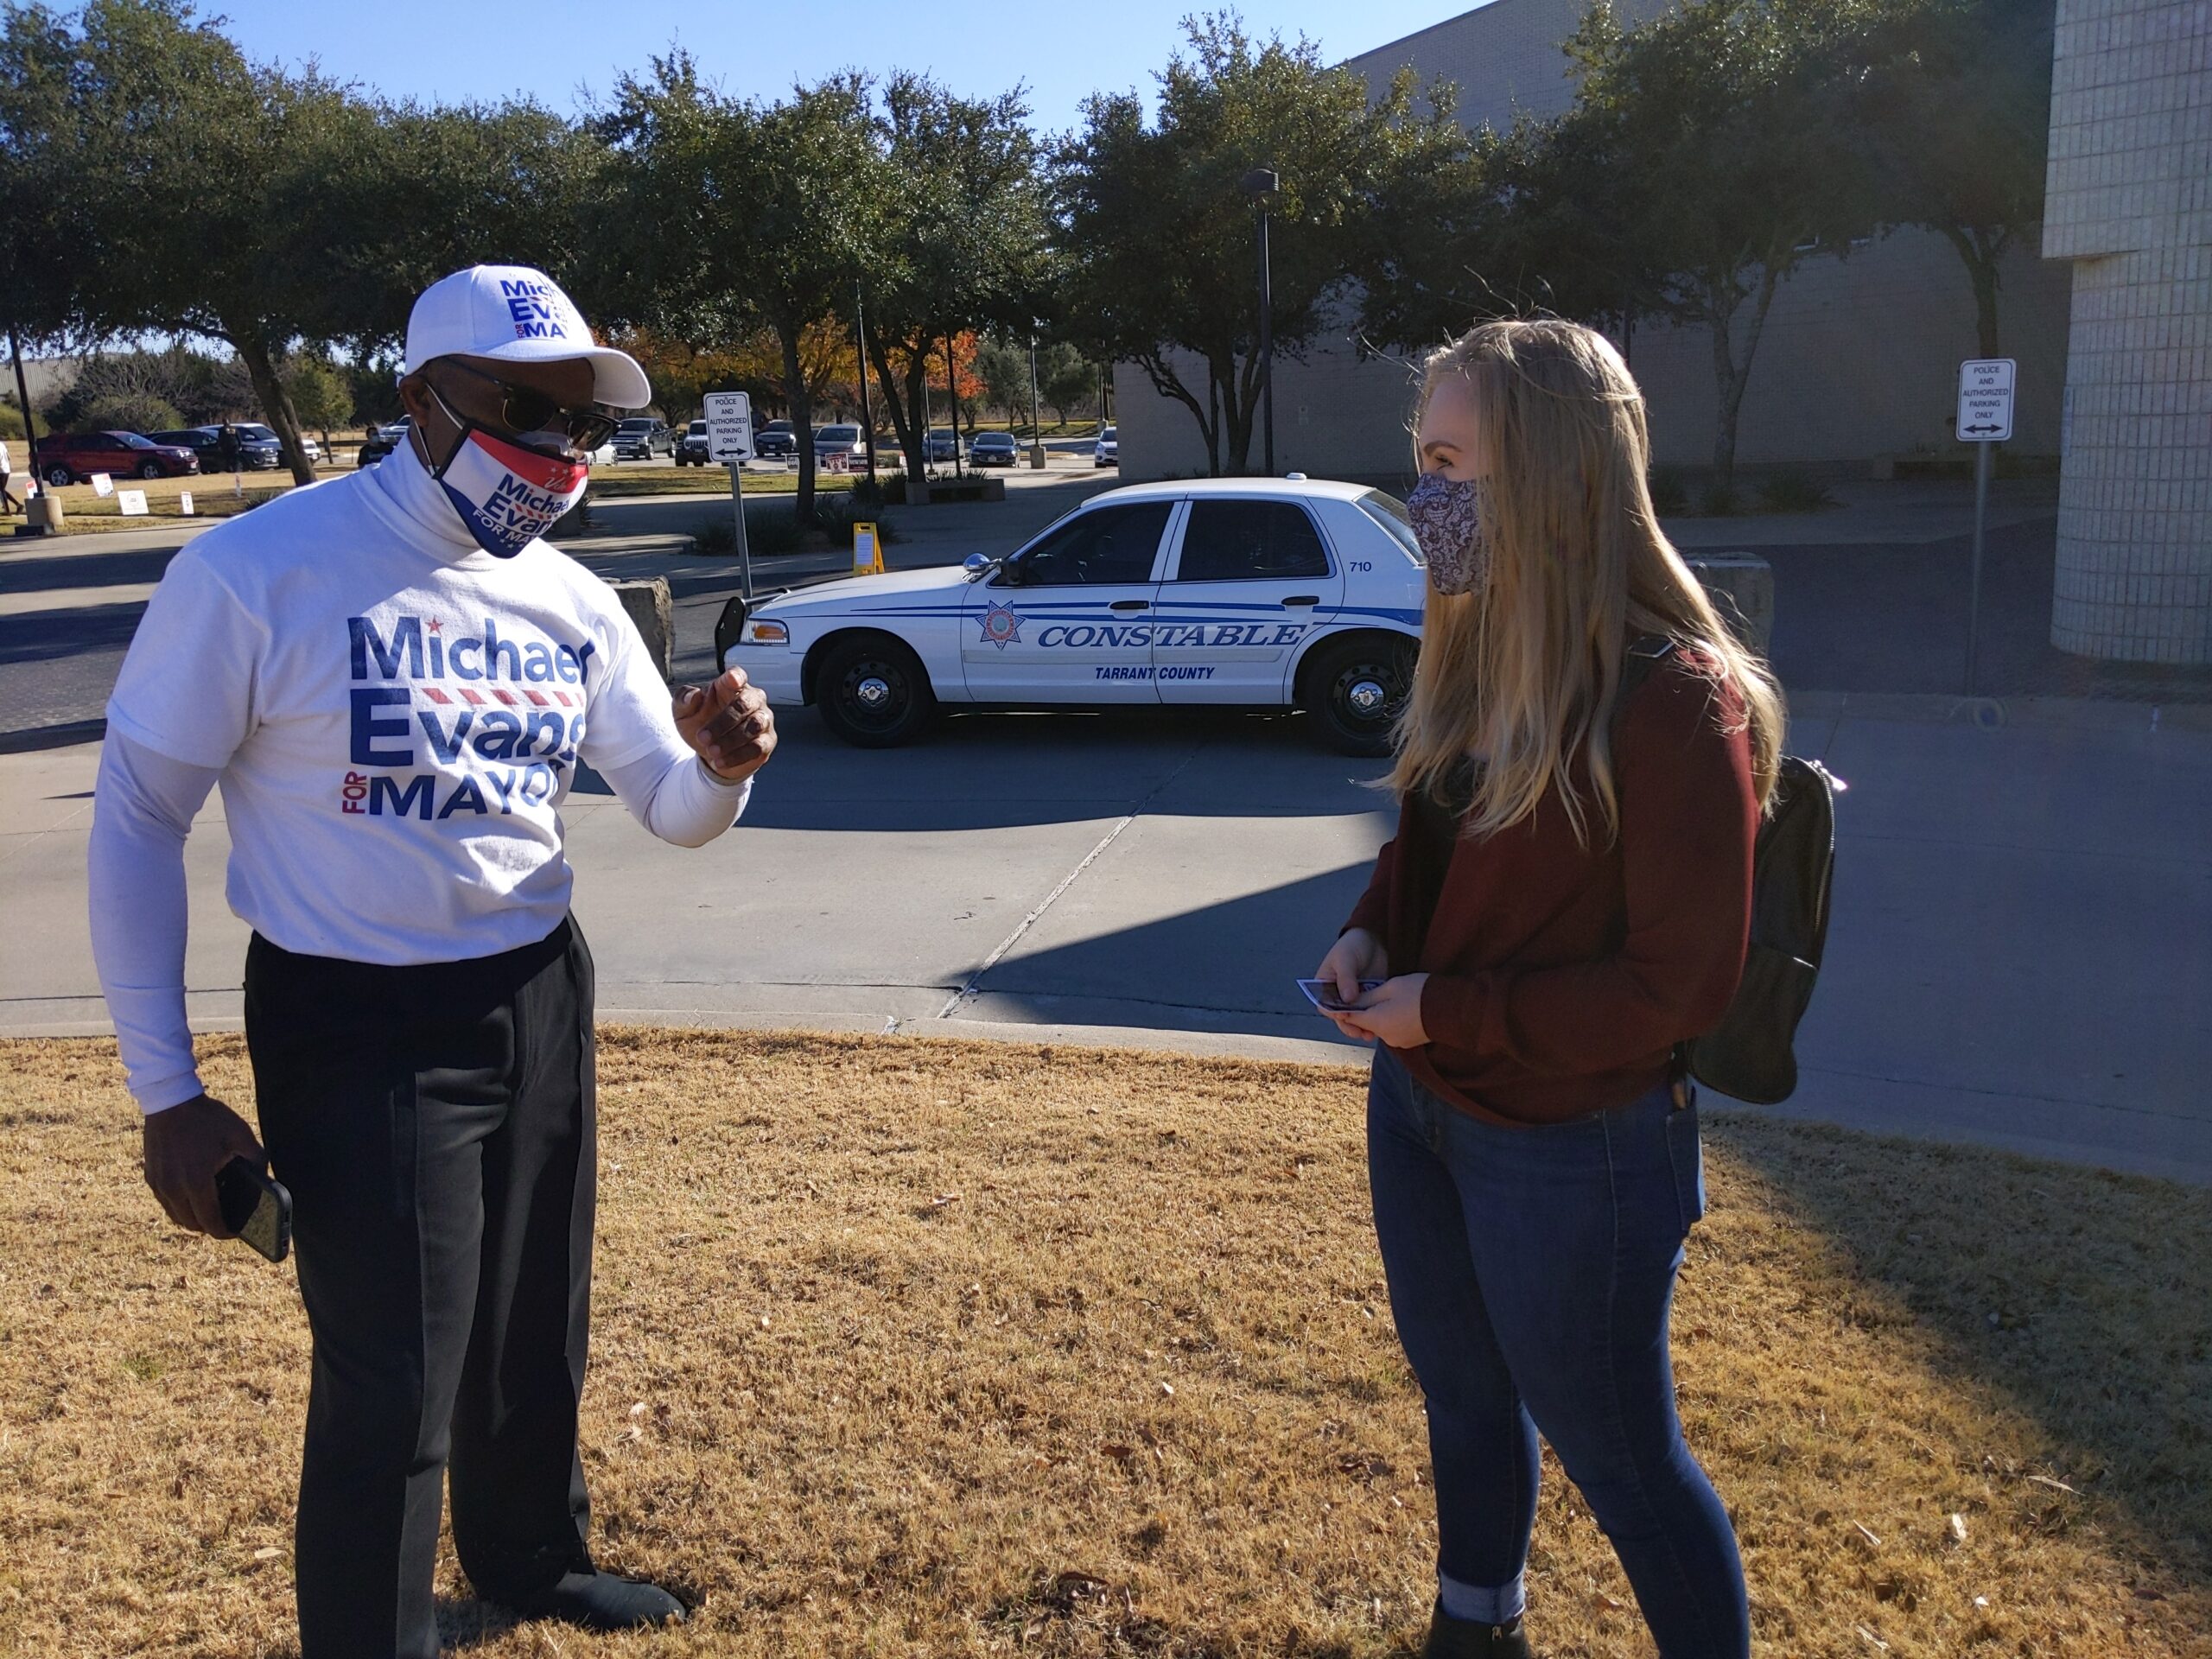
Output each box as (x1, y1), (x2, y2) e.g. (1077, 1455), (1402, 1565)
(2041, 0), (2212, 664)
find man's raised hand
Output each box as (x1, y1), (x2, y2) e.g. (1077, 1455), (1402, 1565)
(675, 668), (777, 783)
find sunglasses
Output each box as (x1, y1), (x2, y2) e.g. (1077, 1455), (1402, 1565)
(435, 359), (623, 454)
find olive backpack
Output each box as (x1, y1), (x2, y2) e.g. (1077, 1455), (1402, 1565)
(1614, 636), (1839, 1104)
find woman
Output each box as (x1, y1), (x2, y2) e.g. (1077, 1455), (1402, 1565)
(1316, 319), (1781, 1659)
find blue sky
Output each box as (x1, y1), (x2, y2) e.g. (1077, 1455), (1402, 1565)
(202, 0), (1473, 132)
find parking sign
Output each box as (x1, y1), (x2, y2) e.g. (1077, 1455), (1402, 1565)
(704, 391), (753, 463)
(1956, 359), (2015, 443)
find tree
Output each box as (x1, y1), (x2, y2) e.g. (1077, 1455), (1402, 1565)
(860, 73), (1050, 479)
(1039, 343), (1097, 426)
(34, 0), (361, 481)
(1840, 0), (2054, 358)
(283, 352), (354, 448)
(0, 3), (87, 442)
(1054, 15), (1469, 474)
(589, 59), (887, 524)
(10, 3), (594, 483)
(1524, 0), (1885, 488)
(309, 96), (600, 359)
(975, 337), (1031, 425)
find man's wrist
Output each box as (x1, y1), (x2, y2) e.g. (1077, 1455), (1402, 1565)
(137, 1076), (209, 1117)
(697, 754), (753, 789)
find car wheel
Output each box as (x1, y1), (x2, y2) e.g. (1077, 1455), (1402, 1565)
(137, 461), (162, 480)
(45, 464), (73, 486)
(817, 634), (936, 748)
(1301, 636), (1416, 758)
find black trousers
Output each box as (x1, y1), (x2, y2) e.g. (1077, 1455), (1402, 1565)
(245, 917), (599, 1659)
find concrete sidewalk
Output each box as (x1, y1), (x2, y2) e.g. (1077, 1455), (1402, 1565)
(7, 691), (2208, 1185)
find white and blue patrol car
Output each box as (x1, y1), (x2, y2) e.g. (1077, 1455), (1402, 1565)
(716, 478), (1426, 754)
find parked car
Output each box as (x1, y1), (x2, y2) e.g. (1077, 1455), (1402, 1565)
(295, 434), (323, 464)
(613, 417), (674, 460)
(1094, 425), (1118, 467)
(584, 435), (616, 465)
(238, 423), (292, 469)
(146, 428), (226, 468)
(925, 428), (963, 463)
(721, 478), (1424, 755)
(753, 420), (797, 460)
(676, 419), (712, 465)
(35, 429), (200, 486)
(356, 418), (410, 467)
(969, 432), (1020, 467)
(813, 423), (867, 469)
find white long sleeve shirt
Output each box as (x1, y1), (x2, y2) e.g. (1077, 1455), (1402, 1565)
(89, 442), (751, 1112)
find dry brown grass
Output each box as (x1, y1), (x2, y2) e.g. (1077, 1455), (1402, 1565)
(2, 1031), (2206, 1659)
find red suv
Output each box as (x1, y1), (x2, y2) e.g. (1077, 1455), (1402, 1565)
(34, 429), (201, 486)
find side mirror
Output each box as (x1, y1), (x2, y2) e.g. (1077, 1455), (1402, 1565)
(713, 595), (749, 668)
(963, 553), (990, 572)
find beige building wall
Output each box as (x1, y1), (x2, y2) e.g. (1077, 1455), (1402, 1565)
(2041, 0), (2212, 664)
(1116, 0), (2075, 484)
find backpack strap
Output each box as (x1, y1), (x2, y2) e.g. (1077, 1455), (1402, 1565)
(1608, 635), (1675, 756)
(1609, 636), (1689, 1092)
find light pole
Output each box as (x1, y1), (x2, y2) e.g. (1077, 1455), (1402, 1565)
(1242, 166), (1278, 476)
(1027, 329), (1046, 469)
(854, 283), (876, 486)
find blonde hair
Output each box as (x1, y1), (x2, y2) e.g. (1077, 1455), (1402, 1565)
(1389, 318), (1783, 842)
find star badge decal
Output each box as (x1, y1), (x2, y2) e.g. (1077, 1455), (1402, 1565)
(980, 601), (1023, 649)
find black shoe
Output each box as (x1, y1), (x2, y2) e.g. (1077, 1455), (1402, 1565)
(505, 1569), (687, 1630)
(1420, 1599), (1532, 1659)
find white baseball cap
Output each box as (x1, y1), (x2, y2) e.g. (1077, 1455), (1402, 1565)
(403, 264), (651, 409)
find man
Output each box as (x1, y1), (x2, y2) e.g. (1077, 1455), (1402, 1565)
(87, 265), (774, 1657)
(216, 418), (242, 478)
(0, 432), (20, 513)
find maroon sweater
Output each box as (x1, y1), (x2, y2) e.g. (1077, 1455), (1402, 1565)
(1344, 653), (1758, 1126)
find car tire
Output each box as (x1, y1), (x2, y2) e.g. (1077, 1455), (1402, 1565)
(137, 461), (162, 480)
(45, 463), (73, 486)
(1300, 635), (1417, 758)
(817, 633), (937, 749)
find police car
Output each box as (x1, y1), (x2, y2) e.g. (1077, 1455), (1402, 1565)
(716, 478), (1425, 754)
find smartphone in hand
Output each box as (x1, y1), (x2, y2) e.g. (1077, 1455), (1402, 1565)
(215, 1158), (293, 1263)
(1297, 977), (1386, 1014)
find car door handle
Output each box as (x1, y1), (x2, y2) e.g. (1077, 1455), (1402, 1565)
(1109, 600), (1150, 613)
(1281, 595), (1320, 607)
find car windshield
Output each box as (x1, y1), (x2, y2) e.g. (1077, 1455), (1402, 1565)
(688, 421), (706, 434)
(618, 419), (655, 433)
(1357, 488), (1422, 563)
(118, 432), (155, 448)
(977, 435), (1011, 447)
(239, 424), (276, 441)
(820, 427), (858, 442)
(1103, 428), (1117, 441)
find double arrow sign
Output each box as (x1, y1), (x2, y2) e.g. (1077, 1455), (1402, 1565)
(1956, 359), (2015, 444)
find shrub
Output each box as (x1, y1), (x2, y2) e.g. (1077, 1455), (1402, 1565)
(812, 491), (899, 545)
(690, 518), (737, 556)
(1647, 467), (1689, 515)
(1757, 472), (1838, 513)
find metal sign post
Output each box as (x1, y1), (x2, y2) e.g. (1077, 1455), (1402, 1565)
(704, 391), (755, 601)
(1955, 358), (2014, 696)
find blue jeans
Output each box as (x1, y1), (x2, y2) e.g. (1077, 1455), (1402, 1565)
(1366, 1046), (1749, 1657)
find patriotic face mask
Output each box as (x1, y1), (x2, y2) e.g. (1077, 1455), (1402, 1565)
(425, 386), (590, 558)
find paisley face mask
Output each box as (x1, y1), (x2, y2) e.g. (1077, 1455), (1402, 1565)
(1405, 471), (1497, 597)
(425, 385), (591, 558)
